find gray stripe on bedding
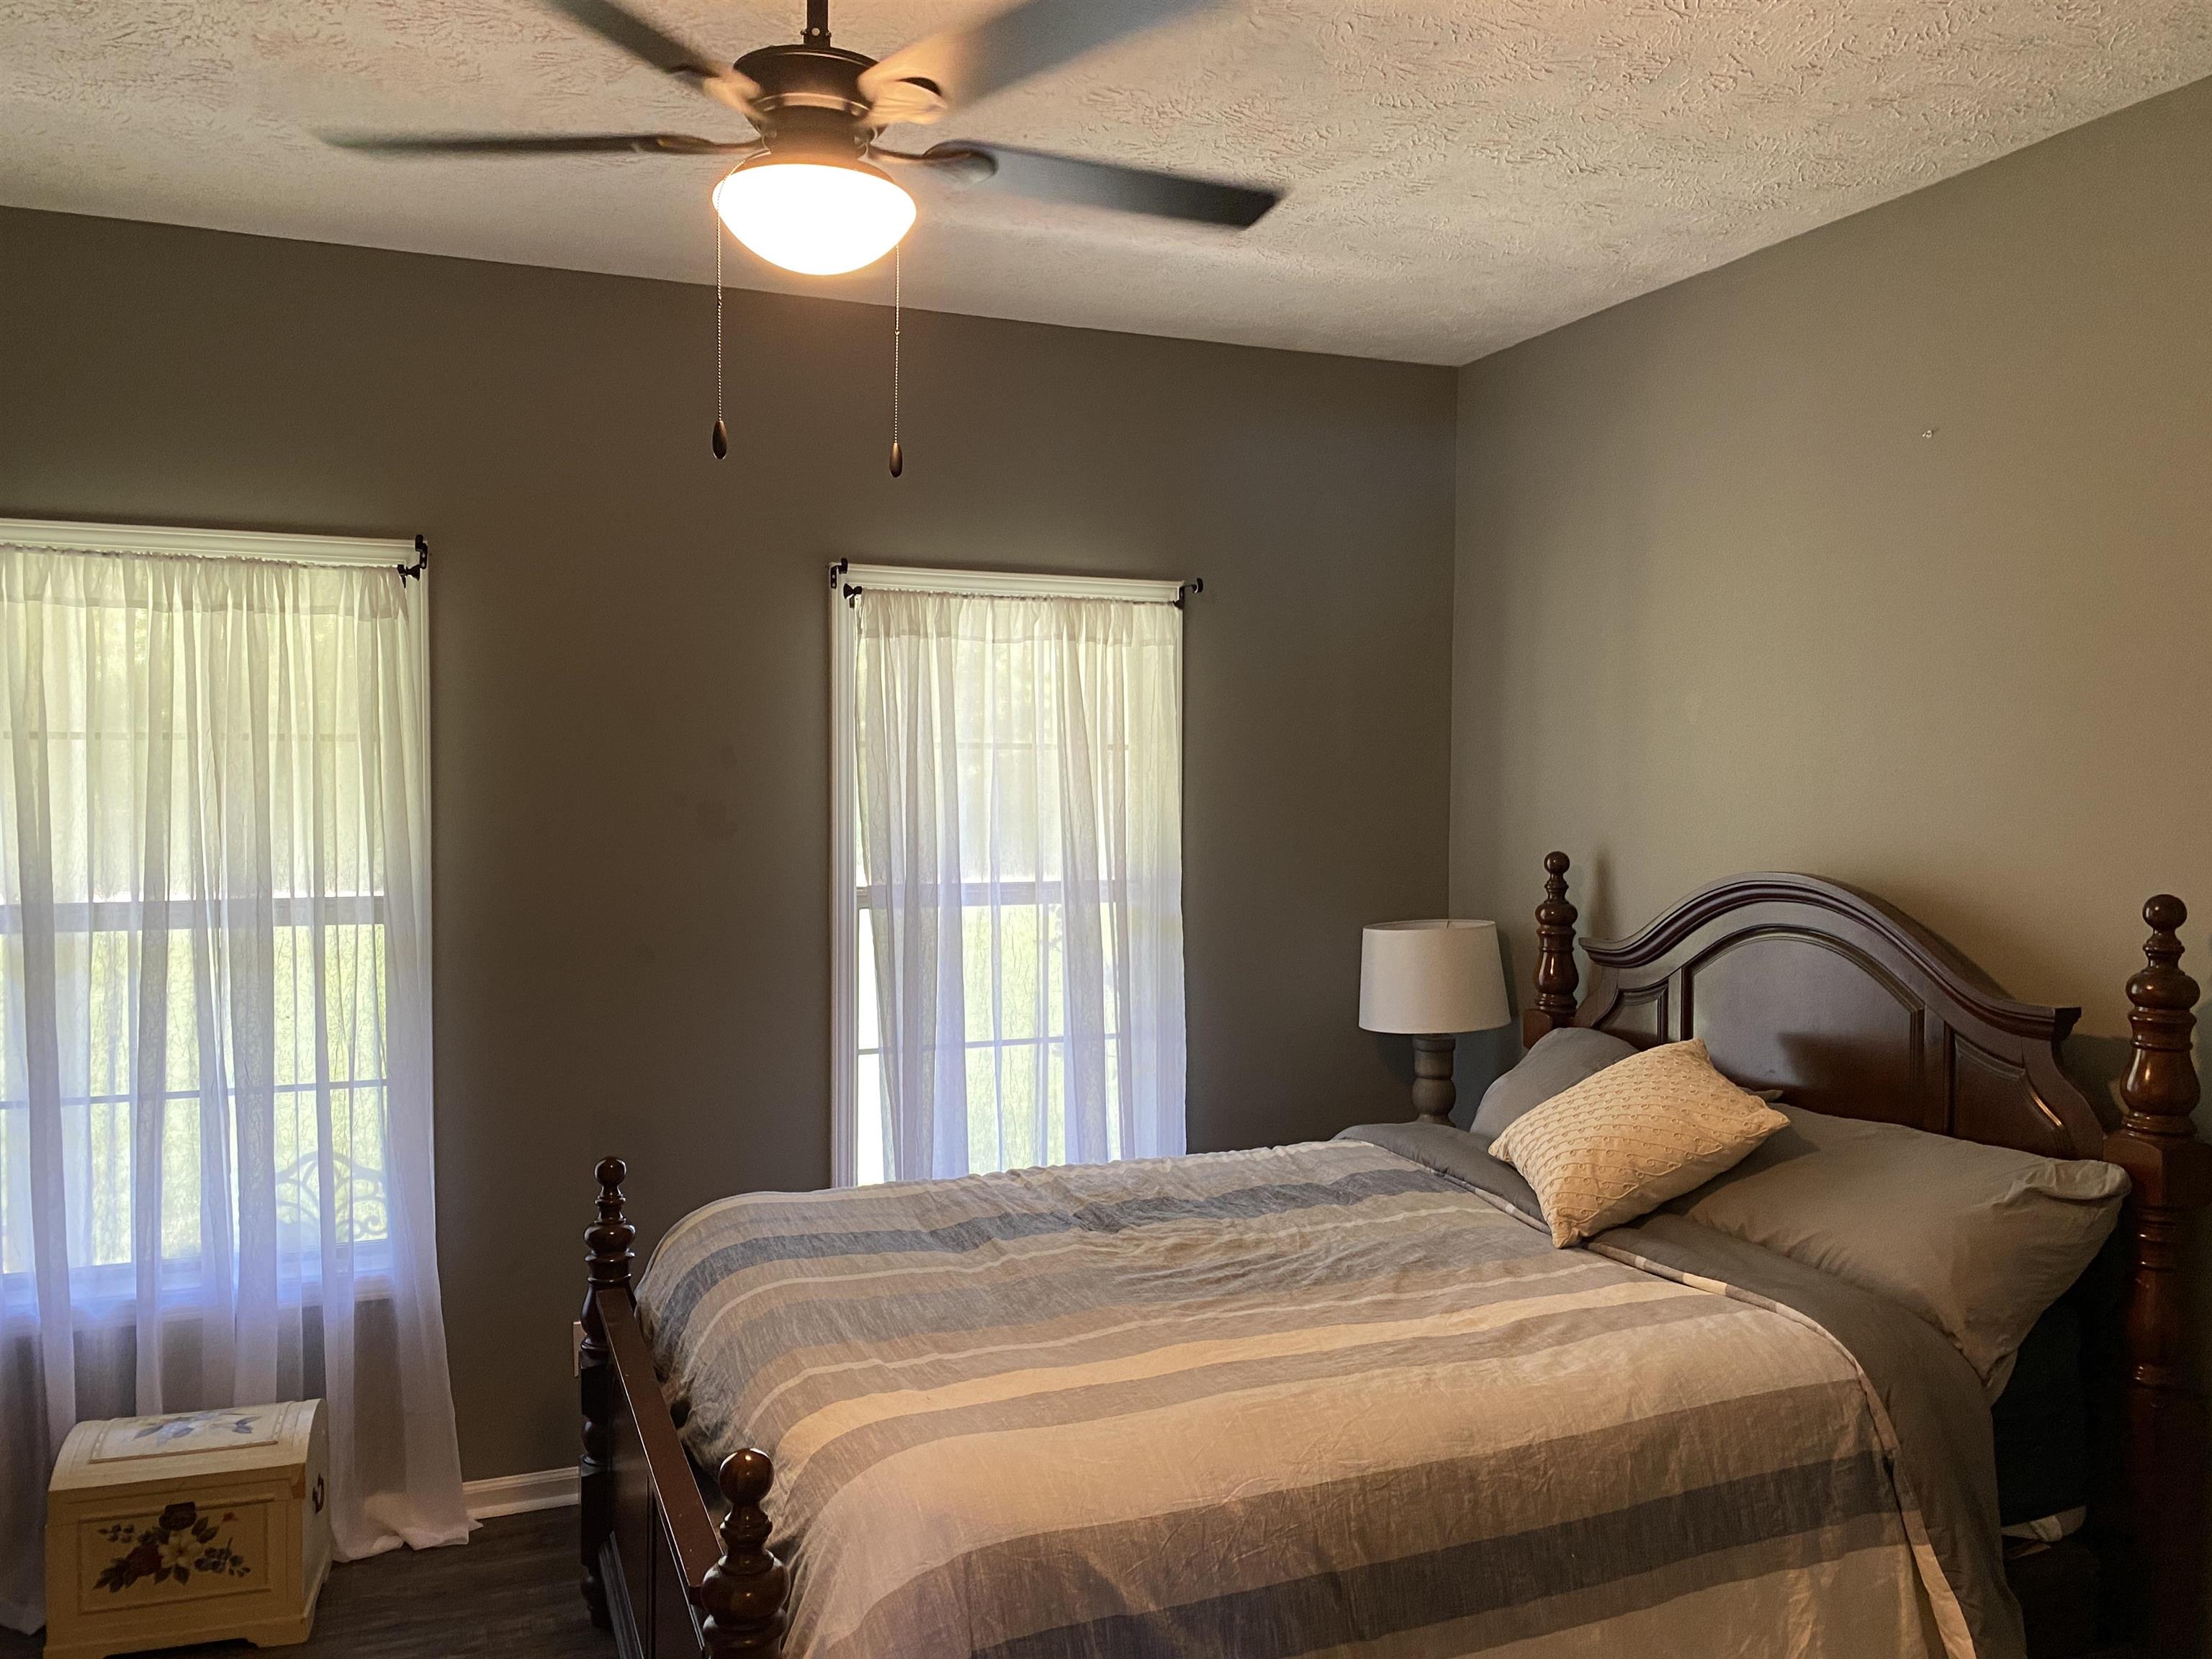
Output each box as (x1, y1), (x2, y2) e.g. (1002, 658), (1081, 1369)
(687, 1206), (1564, 1401)
(1325, 1514), (1915, 1659)
(652, 1164), (1445, 1334)
(855, 1454), (1897, 1659)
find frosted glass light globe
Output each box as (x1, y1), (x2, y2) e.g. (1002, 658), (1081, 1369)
(711, 158), (917, 276)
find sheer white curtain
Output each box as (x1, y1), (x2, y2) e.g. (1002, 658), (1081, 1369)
(0, 538), (468, 1633)
(855, 586), (1184, 1182)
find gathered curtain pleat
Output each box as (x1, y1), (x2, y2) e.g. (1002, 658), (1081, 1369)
(854, 588), (1185, 1182)
(0, 541), (467, 1633)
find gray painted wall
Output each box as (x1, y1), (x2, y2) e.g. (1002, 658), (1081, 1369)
(0, 207), (1457, 1480)
(1452, 73), (2211, 1060)
(1448, 77), (2212, 1588)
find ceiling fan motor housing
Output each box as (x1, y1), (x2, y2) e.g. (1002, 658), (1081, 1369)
(736, 43), (884, 157)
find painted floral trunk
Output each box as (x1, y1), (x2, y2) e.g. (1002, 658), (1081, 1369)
(45, 1400), (331, 1659)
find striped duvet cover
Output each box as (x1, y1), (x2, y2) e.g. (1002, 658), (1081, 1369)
(638, 1135), (2010, 1659)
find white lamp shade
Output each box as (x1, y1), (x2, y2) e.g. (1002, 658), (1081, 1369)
(1359, 919), (1511, 1035)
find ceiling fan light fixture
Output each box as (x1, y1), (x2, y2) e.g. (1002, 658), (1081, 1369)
(712, 156), (916, 276)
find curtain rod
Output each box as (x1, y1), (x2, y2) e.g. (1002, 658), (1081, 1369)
(827, 559), (1201, 608)
(0, 516), (429, 580)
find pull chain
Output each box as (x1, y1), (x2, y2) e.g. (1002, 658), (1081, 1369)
(711, 210), (729, 459)
(888, 242), (904, 478)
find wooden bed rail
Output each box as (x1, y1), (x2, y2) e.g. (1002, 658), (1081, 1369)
(581, 1158), (790, 1656)
(1523, 854), (2211, 1656)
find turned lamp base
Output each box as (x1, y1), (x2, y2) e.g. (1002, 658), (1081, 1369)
(1410, 1034), (1460, 1126)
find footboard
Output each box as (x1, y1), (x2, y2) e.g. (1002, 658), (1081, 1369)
(580, 1159), (790, 1657)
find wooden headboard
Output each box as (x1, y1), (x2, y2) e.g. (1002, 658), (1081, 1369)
(1519, 852), (2209, 1656)
(1524, 862), (2108, 1160)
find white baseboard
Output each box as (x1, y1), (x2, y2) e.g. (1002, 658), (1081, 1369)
(464, 1467), (579, 1520)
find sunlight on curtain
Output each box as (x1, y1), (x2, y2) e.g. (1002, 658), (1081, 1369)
(0, 541), (468, 1632)
(854, 588), (1184, 1182)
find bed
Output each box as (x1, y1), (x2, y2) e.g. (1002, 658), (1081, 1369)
(577, 857), (2208, 1658)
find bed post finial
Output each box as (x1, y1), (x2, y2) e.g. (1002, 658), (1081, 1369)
(586, 1156), (637, 1297)
(579, 1157), (637, 1628)
(1522, 851), (1580, 1049)
(700, 1449), (790, 1654)
(2104, 896), (2210, 1657)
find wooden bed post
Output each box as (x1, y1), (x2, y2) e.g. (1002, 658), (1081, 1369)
(699, 1449), (791, 1653)
(579, 1156), (636, 1629)
(1522, 851), (1580, 1048)
(2103, 896), (2211, 1658)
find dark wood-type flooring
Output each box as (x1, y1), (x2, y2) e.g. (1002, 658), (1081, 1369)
(2, 1508), (612, 1659)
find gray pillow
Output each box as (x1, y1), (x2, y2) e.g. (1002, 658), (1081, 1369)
(1671, 1105), (2128, 1396)
(1470, 1027), (1637, 1139)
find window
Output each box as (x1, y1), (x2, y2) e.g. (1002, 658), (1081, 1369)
(0, 901), (392, 1303)
(0, 522), (429, 1313)
(830, 565), (1187, 1186)
(0, 519), (467, 1625)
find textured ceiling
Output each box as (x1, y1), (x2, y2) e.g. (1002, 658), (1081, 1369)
(3, 1), (2210, 364)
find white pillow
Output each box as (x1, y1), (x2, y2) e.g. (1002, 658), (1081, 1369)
(1490, 1038), (1788, 1247)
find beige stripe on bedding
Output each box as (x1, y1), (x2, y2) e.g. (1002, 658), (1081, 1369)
(768, 1272), (1694, 1493)
(734, 1254), (1606, 1431)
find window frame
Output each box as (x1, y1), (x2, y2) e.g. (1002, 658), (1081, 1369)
(0, 516), (428, 1312)
(827, 563), (1184, 1188)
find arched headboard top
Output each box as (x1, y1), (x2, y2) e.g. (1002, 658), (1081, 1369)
(1535, 868), (2108, 1160)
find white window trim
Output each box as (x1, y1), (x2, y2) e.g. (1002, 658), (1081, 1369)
(827, 563), (1184, 1187)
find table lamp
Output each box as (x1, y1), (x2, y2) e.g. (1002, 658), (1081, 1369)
(1359, 920), (1512, 1125)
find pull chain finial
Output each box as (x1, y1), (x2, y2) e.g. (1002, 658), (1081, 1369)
(711, 208), (729, 459)
(888, 241), (904, 478)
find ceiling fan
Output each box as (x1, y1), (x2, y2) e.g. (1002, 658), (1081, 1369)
(331, 0), (1282, 278)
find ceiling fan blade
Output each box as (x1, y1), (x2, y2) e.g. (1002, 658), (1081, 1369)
(863, 78), (951, 128)
(541, 0), (761, 114)
(882, 141), (1278, 228)
(327, 131), (764, 158)
(859, 0), (1216, 125)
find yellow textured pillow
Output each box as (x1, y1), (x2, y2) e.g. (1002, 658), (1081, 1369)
(1488, 1038), (1788, 1247)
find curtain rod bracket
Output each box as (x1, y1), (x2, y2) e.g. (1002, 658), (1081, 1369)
(1174, 576), (1203, 608)
(397, 534), (429, 583)
(827, 558), (850, 587)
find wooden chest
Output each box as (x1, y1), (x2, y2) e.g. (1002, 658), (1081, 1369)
(45, 1399), (331, 1659)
